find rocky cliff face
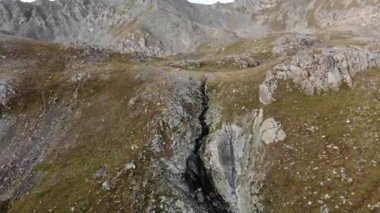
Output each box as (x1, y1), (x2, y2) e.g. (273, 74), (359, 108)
(1, 0), (379, 55)
(202, 109), (286, 212)
(0, 0), (241, 55)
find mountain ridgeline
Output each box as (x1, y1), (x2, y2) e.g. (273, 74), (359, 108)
(0, 0), (379, 55)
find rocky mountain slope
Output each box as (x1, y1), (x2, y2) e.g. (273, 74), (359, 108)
(0, 0), (379, 55)
(0, 0), (380, 213)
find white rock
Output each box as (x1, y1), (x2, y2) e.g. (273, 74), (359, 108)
(125, 162), (136, 170)
(328, 68), (342, 91)
(259, 47), (379, 104)
(102, 181), (111, 191)
(260, 118), (287, 144)
(128, 97), (137, 106)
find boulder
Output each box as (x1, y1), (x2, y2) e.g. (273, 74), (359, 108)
(260, 118), (287, 145)
(259, 72), (277, 105)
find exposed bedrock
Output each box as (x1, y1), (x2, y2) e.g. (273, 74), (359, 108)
(202, 109), (286, 213)
(151, 76), (288, 212)
(149, 76), (230, 212)
(183, 79), (230, 213)
(259, 47), (380, 104)
(2, 0), (380, 56)
(0, 80), (16, 108)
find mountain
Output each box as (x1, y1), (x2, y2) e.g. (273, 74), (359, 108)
(0, 0), (380, 212)
(0, 0), (243, 55)
(1, 0), (379, 55)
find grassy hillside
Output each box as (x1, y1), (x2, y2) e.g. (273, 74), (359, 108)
(1, 34), (379, 212)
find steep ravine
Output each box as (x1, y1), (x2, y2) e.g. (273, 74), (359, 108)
(184, 79), (230, 213)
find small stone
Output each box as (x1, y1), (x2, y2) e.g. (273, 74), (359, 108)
(94, 165), (109, 178)
(125, 162), (136, 170)
(175, 200), (185, 209)
(321, 206), (329, 213)
(128, 97), (137, 106)
(102, 181), (112, 191)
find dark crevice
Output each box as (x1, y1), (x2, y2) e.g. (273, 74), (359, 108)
(184, 78), (230, 213)
(0, 199), (10, 213)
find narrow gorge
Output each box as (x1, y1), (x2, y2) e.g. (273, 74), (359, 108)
(184, 79), (230, 213)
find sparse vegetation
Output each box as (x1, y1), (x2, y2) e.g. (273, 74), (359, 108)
(262, 69), (380, 212)
(1, 1), (379, 210)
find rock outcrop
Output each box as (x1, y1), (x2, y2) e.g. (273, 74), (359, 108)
(147, 75), (227, 212)
(202, 109), (286, 212)
(0, 81), (15, 107)
(260, 47), (380, 104)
